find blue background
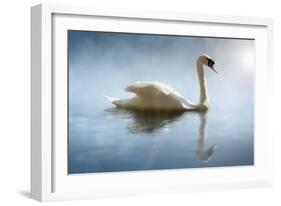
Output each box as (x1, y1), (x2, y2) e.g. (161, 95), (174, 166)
(68, 31), (254, 174)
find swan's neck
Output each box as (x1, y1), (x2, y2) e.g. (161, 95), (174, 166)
(196, 61), (209, 108)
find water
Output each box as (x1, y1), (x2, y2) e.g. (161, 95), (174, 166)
(68, 31), (254, 174)
(68, 101), (253, 174)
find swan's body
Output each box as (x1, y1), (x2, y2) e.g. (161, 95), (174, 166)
(110, 81), (197, 111)
(105, 55), (217, 112)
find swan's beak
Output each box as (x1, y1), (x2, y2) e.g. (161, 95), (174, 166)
(210, 65), (218, 73)
(207, 58), (218, 73)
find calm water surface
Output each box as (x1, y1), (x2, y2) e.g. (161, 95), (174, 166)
(68, 103), (253, 174)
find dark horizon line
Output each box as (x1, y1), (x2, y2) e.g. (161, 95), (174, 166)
(67, 29), (255, 41)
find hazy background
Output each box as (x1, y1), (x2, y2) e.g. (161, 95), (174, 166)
(68, 31), (254, 174)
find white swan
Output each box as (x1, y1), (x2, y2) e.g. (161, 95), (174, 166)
(104, 54), (217, 111)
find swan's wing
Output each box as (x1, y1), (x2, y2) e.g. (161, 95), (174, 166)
(125, 81), (196, 109)
(125, 81), (176, 98)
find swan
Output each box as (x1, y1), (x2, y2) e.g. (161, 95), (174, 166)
(104, 54), (217, 111)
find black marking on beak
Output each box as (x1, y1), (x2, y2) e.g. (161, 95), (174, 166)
(207, 58), (215, 68)
(207, 58), (217, 73)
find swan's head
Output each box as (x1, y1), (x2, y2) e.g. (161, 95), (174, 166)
(198, 54), (218, 73)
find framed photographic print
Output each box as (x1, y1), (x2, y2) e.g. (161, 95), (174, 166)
(31, 3), (274, 201)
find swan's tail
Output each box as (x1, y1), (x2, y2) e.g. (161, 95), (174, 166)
(102, 94), (118, 102)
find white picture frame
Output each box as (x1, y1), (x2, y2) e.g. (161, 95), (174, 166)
(31, 3), (274, 202)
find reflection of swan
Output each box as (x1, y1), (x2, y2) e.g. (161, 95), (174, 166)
(195, 112), (218, 162)
(106, 108), (218, 162)
(104, 54), (217, 111)
(106, 108), (184, 134)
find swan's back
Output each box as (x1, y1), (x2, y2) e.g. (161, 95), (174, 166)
(126, 81), (182, 98)
(121, 81), (196, 111)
